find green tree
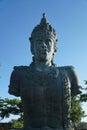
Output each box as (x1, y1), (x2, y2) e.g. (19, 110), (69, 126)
(0, 97), (23, 128)
(70, 80), (87, 129)
(0, 98), (23, 120)
(70, 95), (85, 129)
(11, 119), (23, 128)
(70, 96), (85, 123)
(80, 80), (87, 102)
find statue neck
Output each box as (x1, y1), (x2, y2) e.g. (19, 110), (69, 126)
(34, 60), (52, 72)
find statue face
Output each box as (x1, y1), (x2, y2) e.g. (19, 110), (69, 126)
(32, 36), (55, 63)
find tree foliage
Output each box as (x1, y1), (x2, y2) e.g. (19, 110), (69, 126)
(11, 119), (23, 128)
(0, 97), (23, 128)
(80, 80), (87, 102)
(70, 80), (87, 123)
(0, 98), (23, 120)
(70, 96), (85, 123)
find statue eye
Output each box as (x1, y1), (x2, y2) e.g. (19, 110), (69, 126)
(45, 39), (52, 45)
(36, 40), (42, 45)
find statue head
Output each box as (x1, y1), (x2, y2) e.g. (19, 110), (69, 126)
(29, 13), (58, 64)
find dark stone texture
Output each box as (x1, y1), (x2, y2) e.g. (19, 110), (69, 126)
(8, 14), (82, 130)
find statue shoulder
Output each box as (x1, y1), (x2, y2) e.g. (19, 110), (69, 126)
(11, 66), (29, 77)
(58, 66), (82, 95)
(10, 65), (30, 83)
(61, 66), (78, 78)
(58, 65), (78, 80)
(58, 65), (74, 70)
(58, 65), (75, 74)
(13, 66), (29, 71)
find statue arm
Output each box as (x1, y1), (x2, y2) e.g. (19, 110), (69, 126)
(66, 66), (82, 96)
(8, 68), (20, 97)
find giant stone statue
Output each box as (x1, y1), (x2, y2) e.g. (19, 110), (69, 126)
(8, 14), (82, 130)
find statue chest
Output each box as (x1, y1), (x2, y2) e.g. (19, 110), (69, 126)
(20, 69), (63, 104)
(18, 67), (71, 128)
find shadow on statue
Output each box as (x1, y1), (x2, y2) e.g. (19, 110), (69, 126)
(8, 13), (82, 130)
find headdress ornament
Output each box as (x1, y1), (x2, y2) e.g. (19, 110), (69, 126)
(29, 13), (58, 43)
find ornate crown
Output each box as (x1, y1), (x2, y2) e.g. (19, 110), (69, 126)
(29, 13), (58, 44)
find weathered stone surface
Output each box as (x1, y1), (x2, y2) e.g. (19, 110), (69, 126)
(8, 14), (82, 130)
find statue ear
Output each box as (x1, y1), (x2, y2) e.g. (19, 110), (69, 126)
(30, 44), (35, 55)
(54, 45), (58, 53)
(54, 39), (58, 53)
(29, 37), (35, 55)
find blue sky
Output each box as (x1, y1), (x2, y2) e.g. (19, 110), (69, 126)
(0, 0), (87, 122)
